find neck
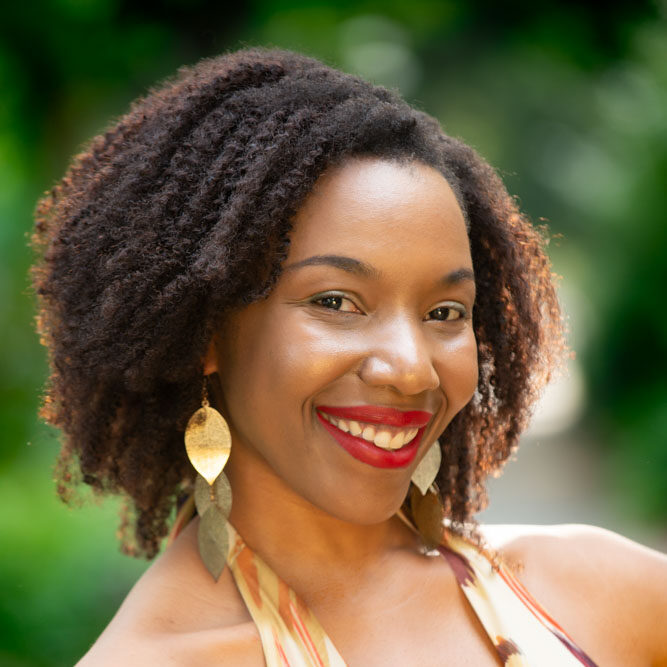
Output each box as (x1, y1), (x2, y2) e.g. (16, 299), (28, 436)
(224, 444), (418, 597)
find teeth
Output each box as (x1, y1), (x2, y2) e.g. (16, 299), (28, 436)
(389, 431), (406, 449)
(337, 419), (350, 433)
(373, 430), (392, 448)
(361, 425), (376, 442)
(323, 413), (422, 452)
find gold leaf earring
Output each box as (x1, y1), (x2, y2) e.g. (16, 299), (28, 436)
(409, 442), (445, 551)
(184, 381), (232, 581)
(410, 483), (447, 550)
(411, 441), (441, 495)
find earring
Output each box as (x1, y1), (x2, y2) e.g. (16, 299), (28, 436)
(184, 381), (232, 580)
(411, 441), (441, 495)
(409, 482), (447, 550)
(409, 442), (445, 551)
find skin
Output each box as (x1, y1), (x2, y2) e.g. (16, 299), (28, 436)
(79, 159), (667, 666)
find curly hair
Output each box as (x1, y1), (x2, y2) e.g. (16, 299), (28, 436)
(32, 48), (565, 558)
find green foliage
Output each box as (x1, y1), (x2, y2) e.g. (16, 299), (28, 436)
(1, 1), (665, 663)
(0, 446), (146, 666)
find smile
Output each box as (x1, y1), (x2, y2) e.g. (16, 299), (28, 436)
(319, 413), (418, 450)
(316, 405), (433, 469)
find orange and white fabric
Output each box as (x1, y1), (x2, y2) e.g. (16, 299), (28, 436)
(224, 521), (599, 666)
(440, 533), (598, 666)
(226, 522), (346, 666)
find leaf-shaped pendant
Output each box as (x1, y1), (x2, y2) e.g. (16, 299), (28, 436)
(198, 505), (229, 581)
(411, 485), (446, 548)
(411, 441), (442, 495)
(185, 406), (231, 485)
(194, 472), (232, 518)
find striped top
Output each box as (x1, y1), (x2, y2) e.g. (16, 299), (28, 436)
(223, 521), (599, 666)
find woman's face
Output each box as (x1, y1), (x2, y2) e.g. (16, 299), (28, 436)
(207, 158), (478, 524)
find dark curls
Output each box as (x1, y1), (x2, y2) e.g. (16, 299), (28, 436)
(32, 48), (565, 558)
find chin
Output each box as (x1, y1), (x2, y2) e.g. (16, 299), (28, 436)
(311, 483), (409, 526)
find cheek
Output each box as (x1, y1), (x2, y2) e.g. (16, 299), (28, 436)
(222, 314), (349, 418)
(280, 318), (355, 382)
(435, 330), (479, 410)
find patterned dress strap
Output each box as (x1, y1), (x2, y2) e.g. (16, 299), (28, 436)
(441, 534), (599, 666)
(225, 522), (347, 667)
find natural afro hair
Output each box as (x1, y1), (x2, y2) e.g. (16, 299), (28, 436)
(32, 48), (566, 558)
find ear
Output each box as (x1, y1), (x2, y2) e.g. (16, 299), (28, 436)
(203, 338), (219, 376)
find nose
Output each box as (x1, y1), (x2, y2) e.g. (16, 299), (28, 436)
(357, 316), (440, 396)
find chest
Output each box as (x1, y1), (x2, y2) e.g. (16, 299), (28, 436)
(305, 555), (502, 666)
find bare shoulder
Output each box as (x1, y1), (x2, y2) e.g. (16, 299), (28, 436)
(481, 523), (667, 665)
(77, 621), (263, 667)
(482, 522), (667, 594)
(77, 521), (264, 666)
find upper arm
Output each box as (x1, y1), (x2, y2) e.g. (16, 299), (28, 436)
(76, 527), (263, 666)
(494, 524), (667, 666)
(77, 622), (264, 667)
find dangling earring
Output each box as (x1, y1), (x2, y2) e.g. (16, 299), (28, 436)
(184, 380), (232, 580)
(409, 442), (446, 550)
(411, 441), (441, 495)
(409, 483), (447, 551)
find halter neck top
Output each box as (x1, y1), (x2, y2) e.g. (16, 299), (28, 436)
(222, 521), (599, 667)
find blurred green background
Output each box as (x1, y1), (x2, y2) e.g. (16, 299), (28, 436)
(1, 1), (666, 664)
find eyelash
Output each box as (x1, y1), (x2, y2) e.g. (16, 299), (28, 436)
(425, 305), (466, 322)
(310, 293), (468, 321)
(312, 293), (360, 313)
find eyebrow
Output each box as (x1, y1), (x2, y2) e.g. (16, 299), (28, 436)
(283, 255), (380, 279)
(283, 254), (475, 286)
(441, 267), (476, 286)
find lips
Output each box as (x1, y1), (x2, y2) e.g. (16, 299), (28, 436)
(317, 405), (432, 428)
(316, 405), (433, 469)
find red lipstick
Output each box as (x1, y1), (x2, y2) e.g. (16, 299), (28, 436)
(316, 405), (433, 469)
(317, 405), (432, 428)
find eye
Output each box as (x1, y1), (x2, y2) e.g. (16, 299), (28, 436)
(426, 304), (465, 321)
(312, 293), (361, 313)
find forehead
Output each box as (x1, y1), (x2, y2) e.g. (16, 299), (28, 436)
(287, 158), (470, 263)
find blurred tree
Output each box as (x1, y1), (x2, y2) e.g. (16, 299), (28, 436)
(1, 1), (664, 664)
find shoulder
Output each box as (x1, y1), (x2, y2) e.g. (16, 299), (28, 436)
(481, 523), (667, 665)
(483, 522), (667, 595)
(77, 520), (265, 666)
(77, 621), (263, 667)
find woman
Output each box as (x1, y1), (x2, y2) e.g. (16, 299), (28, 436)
(33, 48), (666, 665)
